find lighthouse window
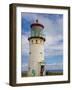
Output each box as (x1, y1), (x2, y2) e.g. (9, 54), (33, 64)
(36, 40), (38, 44)
(29, 67), (30, 70)
(32, 40), (33, 43)
(40, 52), (42, 54)
(29, 52), (31, 54)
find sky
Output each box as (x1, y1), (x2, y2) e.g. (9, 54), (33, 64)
(21, 12), (63, 71)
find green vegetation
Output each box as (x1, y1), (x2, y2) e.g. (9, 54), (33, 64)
(22, 71), (28, 77)
(46, 71), (63, 76)
(22, 70), (63, 77)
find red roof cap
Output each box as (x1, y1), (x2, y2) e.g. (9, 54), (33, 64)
(31, 23), (44, 28)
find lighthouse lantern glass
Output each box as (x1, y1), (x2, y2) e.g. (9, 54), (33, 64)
(31, 27), (44, 37)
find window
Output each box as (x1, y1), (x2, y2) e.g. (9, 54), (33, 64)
(40, 52), (42, 54)
(29, 67), (30, 70)
(29, 52), (31, 54)
(32, 40), (33, 43)
(36, 40), (38, 44)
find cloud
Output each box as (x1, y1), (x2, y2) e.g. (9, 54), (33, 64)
(21, 35), (29, 55)
(21, 13), (39, 24)
(46, 62), (63, 70)
(21, 63), (28, 71)
(44, 34), (63, 57)
(41, 14), (63, 57)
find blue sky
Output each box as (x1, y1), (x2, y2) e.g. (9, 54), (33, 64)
(21, 12), (63, 71)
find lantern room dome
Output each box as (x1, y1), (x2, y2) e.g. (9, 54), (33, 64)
(31, 19), (44, 29)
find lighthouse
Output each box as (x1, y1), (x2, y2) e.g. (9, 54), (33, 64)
(28, 20), (46, 76)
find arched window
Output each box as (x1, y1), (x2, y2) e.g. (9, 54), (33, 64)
(32, 40), (33, 43)
(36, 40), (38, 44)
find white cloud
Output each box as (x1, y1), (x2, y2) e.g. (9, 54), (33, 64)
(21, 35), (29, 55)
(22, 13), (39, 24)
(44, 34), (63, 56)
(21, 63), (28, 71)
(45, 34), (63, 46)
(46, 62), (63, 70)
(22, 63), (28, 67)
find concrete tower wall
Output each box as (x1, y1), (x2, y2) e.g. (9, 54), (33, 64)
(28, 38), (45, 76)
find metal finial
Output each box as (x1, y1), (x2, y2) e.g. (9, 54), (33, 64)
(36, 19), (38, 23)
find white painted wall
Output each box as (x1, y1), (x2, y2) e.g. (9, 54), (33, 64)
(28, 38), (45, 76)
(0, 0), (72, 90)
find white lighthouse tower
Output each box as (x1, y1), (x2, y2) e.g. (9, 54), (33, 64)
(28, 20), (46, 76)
